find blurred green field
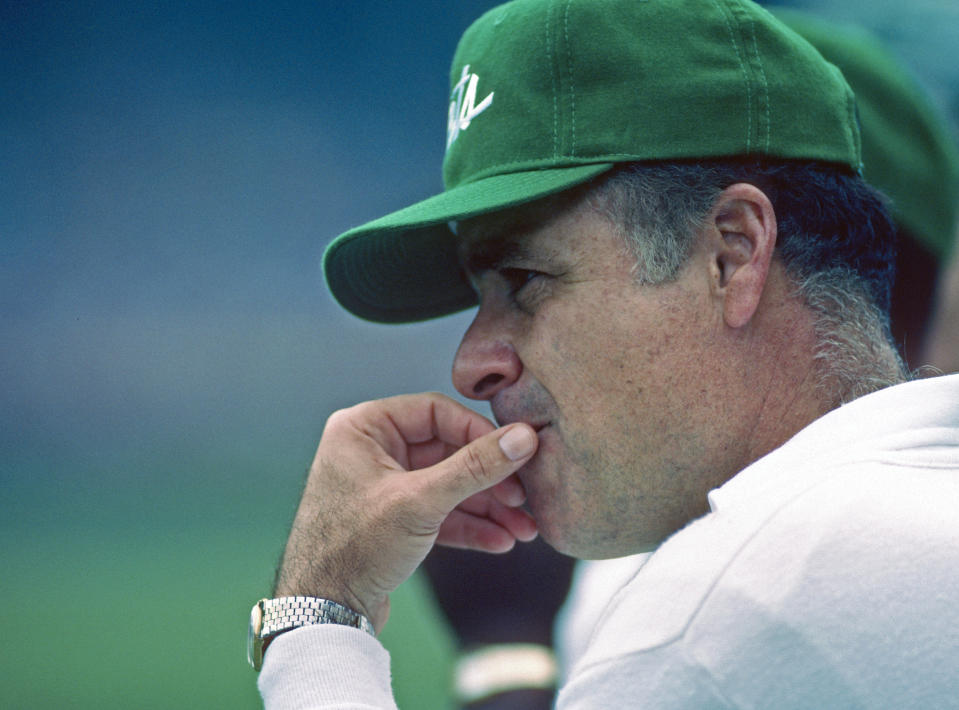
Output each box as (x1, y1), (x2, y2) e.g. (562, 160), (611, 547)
(1, 446), (455, 709)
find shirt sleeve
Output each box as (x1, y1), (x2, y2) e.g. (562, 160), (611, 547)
(258, 624), (398, 709)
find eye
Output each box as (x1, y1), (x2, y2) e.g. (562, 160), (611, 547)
(500, 267), (544, 296)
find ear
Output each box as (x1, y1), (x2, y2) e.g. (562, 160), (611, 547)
(706, 183), (777, 329)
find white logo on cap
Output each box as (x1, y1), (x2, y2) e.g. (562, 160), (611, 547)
(446, 65), (494, 150)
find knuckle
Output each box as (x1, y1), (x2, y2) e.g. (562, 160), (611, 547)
(324, 401), (372, 435)
(324, 407), (354, 431)
(461, 446), (491, 484)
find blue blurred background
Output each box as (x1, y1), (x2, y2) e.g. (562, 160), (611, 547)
(1, 2), (499, 706)
(2, 1), (956, 707)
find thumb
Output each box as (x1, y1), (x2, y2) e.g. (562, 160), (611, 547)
(426, 423), (538, 509)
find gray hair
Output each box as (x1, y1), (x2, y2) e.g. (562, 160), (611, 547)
(587, 161), (908, 406)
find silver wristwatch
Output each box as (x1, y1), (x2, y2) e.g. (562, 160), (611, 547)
(247, 596), (376, 671)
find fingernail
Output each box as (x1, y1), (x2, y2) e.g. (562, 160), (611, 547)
(499, 426), (536, 461)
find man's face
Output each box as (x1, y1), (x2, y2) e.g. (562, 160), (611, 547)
(453, 192), (739, 559)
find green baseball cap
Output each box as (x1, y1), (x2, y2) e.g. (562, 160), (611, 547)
(324, 0), (861, 323)
(774, 8), (959, 262)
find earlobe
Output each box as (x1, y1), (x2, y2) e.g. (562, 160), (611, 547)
(710, 184), (777, 329)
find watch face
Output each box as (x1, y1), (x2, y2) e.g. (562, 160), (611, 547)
(247, 600), (264, 670)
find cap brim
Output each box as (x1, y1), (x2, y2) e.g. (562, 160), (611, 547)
(323, 162), (615, 323)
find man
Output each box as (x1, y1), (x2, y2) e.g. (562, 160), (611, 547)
(554, 8), (959, 681)
(250, 0), (959, 707)
(423, 12), (959, 706)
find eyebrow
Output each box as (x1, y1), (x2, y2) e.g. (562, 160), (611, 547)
(461, 239), (530, 277)
(457, 192), (570, 277)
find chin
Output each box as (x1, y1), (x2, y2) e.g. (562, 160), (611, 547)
(531, 497), (659, 559)
(516, 449), (569, 539)
(523, 489), (580, 556)
(530, 515), (572, 555)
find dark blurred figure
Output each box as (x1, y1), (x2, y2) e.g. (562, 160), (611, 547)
(925, 244), (959, 372)
(425, 536), (574, 708)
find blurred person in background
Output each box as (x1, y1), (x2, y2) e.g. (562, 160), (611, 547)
(767, 10), (959, 371)
(758, 0), (959, 375)
(925, 245), (959, 372)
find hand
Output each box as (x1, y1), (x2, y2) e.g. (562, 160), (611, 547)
(273, 392), (539, 631)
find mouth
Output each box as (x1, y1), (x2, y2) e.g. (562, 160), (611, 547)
(507, 420), (550, 436)
(492, 408), (550, 430)
(491, 404), (552, 437)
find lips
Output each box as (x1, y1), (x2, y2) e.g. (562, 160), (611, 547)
(491, 393), (554, 436)
(498, 417), (550, 433)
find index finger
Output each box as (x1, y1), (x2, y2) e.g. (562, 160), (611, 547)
(350, 393), (496, 467)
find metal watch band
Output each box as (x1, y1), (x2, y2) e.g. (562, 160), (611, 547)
(248, 596), (375, 671)
(262, 596), (375, 637)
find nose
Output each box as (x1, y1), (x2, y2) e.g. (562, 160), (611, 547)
(452, 308), (523, 400)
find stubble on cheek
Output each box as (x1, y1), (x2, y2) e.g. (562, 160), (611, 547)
(554, 396), (702, 555)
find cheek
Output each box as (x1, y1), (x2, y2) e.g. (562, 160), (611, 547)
(537, 304), (649, 388)
(551, 346), (650, 452)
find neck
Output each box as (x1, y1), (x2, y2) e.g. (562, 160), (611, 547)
(735, 272), (840, 469)
(738, 273), (907, 468)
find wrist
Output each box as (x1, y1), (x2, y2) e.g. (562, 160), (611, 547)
(247, 596), (376, 671)
(274, 583), (386, 632)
